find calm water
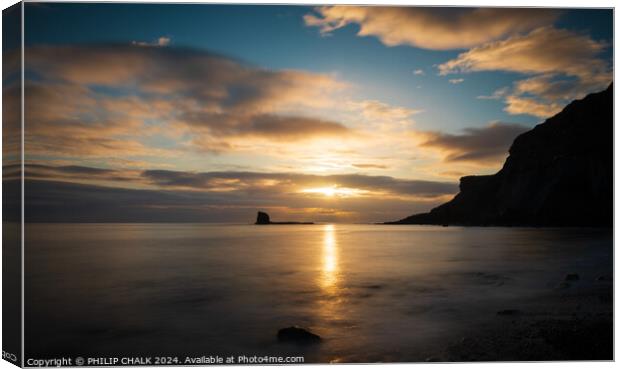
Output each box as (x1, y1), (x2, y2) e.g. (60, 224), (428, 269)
(24, 224), (612, 362)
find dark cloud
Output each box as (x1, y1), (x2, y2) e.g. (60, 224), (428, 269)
(23, 163), (457, 198)
(352, 163), (388, 169)
(20, 179), (243, 223)
(179, 112), (349, 140)
(3, 82), (22, 163)
(421, 122), (529, 163)
(30, 164), (117, 175)
(141, 169), (457, 197)
(19, 178), (453, 224)
(25, 164), (457, 197)
(248, 114), (349, 139)
(18, 164), (459, 223)
(24, 164), (140, 183)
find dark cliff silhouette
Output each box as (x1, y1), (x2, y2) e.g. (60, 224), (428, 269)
(387, 84), (612, 227)
(255, 211), (314, 225)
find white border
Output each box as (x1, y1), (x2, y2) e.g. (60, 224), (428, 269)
(20, 1), (24, 367)
(0, 2), (616, 369)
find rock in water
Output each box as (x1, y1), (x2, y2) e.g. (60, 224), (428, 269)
(387, 84), (612, 227)
(255, 211), (271, 225)
(254, 211), (314, 225)
(277, 326), (321, 344)
(556, 281), (571, 289)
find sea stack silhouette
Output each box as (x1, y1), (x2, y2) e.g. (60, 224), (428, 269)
(255, 211), (314, 225)
(387, 84), (612, 227)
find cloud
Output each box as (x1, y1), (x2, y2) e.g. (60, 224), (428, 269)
(503, 94), (563, 118)
(477, 86), (509, 100)
(24, 164), (141, 185)
(22, 80), (171, 158)
(502, 74), (611, 118)
(302, 7), (608, 119)
(501, 74), (610, 118)
(178, 112), (349, 140)
(439, 27), (611, 118)
(23, 163), (456, 198)
(157, 36), (171, 46)
(511, 74), (611, 102)
(413, 69), (425, 76)
(304, 7), (558, 50)
(132, 36), (171, 47)
(352, 163), (387, 169)
(27, 45), (346, 110)
(23, 45), (353, 158)
(438, 27), (608, 79)
(248, 115), (349, 139)
(140, 169), (457, 198)
(3, 82), (22, 164)
(420, 122), (529, 163)
(347, 100), (421, 128)
(20, 164), (459, 223)
(21, 44), (438, 183)
(20, 178), (453, 223)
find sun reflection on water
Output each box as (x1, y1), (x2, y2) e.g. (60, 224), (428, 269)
(317, 223), (349, 360)
(320, 224), (339, 292)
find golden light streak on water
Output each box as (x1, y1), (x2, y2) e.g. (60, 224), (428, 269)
(320, 224), (339, 291)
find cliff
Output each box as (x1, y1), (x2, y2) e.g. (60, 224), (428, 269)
(388, 84), (613, 227)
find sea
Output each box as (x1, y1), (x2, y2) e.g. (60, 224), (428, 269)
(23, 223), (612, 363)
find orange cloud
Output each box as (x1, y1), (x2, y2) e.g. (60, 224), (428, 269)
(23, 81), (169, 158)
(440, 27), (611, 118)
(438, 27), (608, 78)
(23, 45), (354, 160)
(305, 7), (558, 50)
(503, 94), (563, 118)
(350, 100), (422, 122)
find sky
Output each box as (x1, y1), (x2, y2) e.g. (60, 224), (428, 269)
(8, 4), (613, 223)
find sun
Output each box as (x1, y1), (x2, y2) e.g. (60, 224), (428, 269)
(301, 186), (363, 198)
(320, 187), (336, 197)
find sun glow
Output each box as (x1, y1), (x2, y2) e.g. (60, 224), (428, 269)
(301, 186), (364, 198)
(321, 224), (339, 290)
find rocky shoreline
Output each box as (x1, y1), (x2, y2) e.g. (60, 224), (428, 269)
(431, 276), (613, 361)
